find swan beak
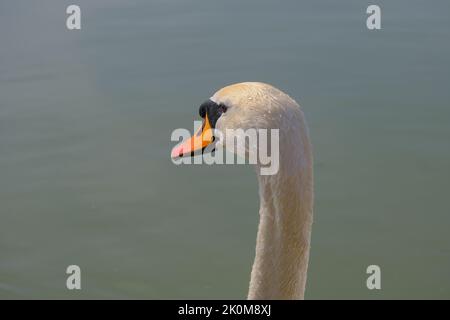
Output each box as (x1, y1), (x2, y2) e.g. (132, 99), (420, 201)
(171, 114), (214, 158)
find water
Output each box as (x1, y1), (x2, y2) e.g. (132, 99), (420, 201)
(0, 0), (449, 299)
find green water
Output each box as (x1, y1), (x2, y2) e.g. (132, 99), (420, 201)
(1, 0), (449, 299)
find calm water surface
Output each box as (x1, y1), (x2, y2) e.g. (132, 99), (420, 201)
(1, 0), (449, 298)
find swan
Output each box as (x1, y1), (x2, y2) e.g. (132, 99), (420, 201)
(171, 82), (313, 300)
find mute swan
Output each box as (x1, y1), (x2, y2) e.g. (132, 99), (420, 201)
(171, 82), (313, 300)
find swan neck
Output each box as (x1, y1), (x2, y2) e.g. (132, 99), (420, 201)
(248, 156), (313, 300)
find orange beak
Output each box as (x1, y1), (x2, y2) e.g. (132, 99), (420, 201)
(171, 114), (214, 158)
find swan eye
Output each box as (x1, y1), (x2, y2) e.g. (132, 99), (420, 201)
(218, 104), (228, 114)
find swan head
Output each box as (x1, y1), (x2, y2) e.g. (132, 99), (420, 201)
(171, 82), (305, 169)
(171, 83), (314, 299)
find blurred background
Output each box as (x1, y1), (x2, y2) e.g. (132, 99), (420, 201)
(0, 0), (449, 299)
